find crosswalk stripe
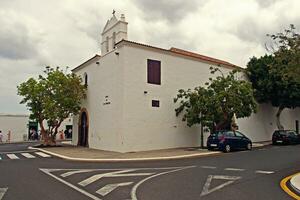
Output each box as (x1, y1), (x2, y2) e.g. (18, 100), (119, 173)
(201, 166), (217, 169)
(21, 153), (36, 158)
(35, 152), (51, 158)
(225, 168), (245, 171)
(7, 154), (19, 159)
(255, 170), (274, 174)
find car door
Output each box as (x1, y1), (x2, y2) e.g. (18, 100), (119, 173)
(225, 131), (238, 149)
(234, 131), (247, 149)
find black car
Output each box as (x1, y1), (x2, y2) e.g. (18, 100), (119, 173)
(272, 130), (300, 145)
(207, 130), (252, 153)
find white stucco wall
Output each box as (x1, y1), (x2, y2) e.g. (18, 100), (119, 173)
(120, 44), (300, 151)
(72, 49), (125, 151)
(121, 45), (233, 152)
(73, 43), (300, 152)
(238, 105), (300, 142)
(0, 114), (29, 142)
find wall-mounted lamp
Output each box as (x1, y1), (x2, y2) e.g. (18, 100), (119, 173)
(115, 51), (120, 55)
(96, 62), (100, 65)
(144, 91), (148, 94)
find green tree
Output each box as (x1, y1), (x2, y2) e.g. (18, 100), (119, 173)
(174, 67), (257, 131)
(17, 67), (86, 145)
(247, 25), (300, 130)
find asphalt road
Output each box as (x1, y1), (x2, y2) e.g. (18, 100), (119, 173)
(0, 143), (299, 200)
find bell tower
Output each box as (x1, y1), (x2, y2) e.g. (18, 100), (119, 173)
(101, 11), (128, 54)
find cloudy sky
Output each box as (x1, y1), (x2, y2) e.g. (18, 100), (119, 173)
(1, 0), (300, 114)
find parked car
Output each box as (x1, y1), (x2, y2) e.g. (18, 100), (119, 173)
(272, 130), (300, 145)
(207, 130), (252, 153)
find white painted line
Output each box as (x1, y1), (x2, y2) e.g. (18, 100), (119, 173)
(255, 170), (274, 174)
(200, 175), (241, 197)
(40, 169), (102, 200)
(35, 152), (51, 158)
(96, 182), (133, 196)
(6, 154), (19, 160)
(131, 166), (195, 200)
(29, 146), (220, 162)
(61, 170), (97, 178)
(21, 153), (36, 158)
(78, 169), (153, 187)
(224, 168), (245, 171)
(0, 188), (8, 200)
(109, 173), (154, 177)
(201, 166), (216, 169)
(258, 149), (266, 151)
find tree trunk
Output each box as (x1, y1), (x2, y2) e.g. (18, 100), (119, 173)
(39, 120), (56, 146)
(215, 113), (231, 131)
(276, 106), (285, 130)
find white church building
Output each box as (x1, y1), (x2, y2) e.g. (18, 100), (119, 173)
(72, 13), (300, 152)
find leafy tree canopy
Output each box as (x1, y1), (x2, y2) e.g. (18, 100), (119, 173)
(174, 67), (257, 131)
(247, 25), (300, 129)
(17, 67), (86, 145)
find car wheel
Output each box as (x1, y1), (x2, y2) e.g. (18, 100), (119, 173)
(246, 143), (252, 150)
(223, 144), (231, 153)
(272, 140), (276, 145)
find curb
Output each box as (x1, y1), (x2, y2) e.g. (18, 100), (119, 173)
(280, 173), (300, 200)
(291, 173), (300, 195)
(28, 146), (221, 162)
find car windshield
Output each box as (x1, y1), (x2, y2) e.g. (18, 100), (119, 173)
(234, 131), (245, 137)
(287, 131), (297, 136)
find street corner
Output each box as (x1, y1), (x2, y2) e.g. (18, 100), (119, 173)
(280, 172), (300, 200)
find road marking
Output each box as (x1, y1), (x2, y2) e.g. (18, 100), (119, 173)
(280, 173), (300, 200)
(0, 188), (8, 200)
(6, 154), (19, 159)
(21, 153), (36, 158)
(40, 169), (102, 200)
(200, 175), (241, 197)
(201, 166), (216, 169)
(78, 169), (153, 187)
(131, 166), (195, 200)
(61, 169), (97, 177)
(0, 150), (36, 154)
(96, 182), (133, 196)
(255, 170), (274, 174)
(35, 152), (51, 158)
(41, 166), (195, 200)
(258, 149), (266, 151)
(225, 168), (245, 172)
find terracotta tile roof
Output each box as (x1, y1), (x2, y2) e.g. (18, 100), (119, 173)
(169, 47), (237, 68)
(116, 40), (242, 70)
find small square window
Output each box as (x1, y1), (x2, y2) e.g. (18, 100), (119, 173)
(152, 100), (160, 107)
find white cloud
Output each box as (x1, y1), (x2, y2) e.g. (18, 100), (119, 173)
(0, 0), (299, 113)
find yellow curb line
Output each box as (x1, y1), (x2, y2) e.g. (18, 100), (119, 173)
(280, 173), (300, 200)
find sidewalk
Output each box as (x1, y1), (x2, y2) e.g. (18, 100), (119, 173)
(29, 141), (271, 162)
(290, 173), (300, 194)
(29, 145), (221, 162)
